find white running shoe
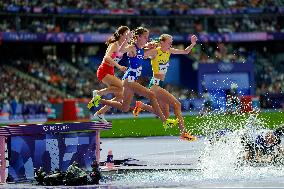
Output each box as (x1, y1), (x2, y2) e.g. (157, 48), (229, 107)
(94, 112), (108, 123)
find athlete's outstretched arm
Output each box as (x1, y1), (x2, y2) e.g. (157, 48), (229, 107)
(144, 48), (157, 59)
(170, 35), (197, 55)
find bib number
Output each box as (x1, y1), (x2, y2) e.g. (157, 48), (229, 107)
(127, 75), (135, 82)
(127, 66), (142, 82)
(113, 57), (120, 63)
(159, 64), (168, 74)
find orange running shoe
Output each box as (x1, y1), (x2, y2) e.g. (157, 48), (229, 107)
(133, 101), (143, 117)
(180, 131), (197, 141)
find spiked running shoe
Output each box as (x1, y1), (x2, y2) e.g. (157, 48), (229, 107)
(87, 95), (101, 109)
(133, 101), (143, 117)
(180, 131), (197, 141)
(94, 112), (108, 123)
(163, 118), (178, 130)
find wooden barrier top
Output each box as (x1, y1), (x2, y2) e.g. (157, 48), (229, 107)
(0, 121), (112, 136)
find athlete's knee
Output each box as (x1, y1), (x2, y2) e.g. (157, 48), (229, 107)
(114, 92), (123, 101)
(148, 91), (156, 100)
(174, 101), (182, 110)
(164, 112), (170, 119)
(121, 104), (130, 112)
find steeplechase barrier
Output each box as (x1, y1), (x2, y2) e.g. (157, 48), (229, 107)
(0, 121), (112, 182)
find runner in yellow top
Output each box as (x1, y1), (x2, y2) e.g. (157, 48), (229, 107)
(133, 34), (198, 141)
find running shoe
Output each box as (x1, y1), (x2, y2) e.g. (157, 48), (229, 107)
(133, 101), (143, 117)
(163, 118), (178, 129)
(87, 95), (101, 109)
(180, 131), (197, 141)
(94, 112), (108, 123)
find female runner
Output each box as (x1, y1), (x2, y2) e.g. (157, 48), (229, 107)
(88, 26), (131, 123)
(133, 34), (198, 141)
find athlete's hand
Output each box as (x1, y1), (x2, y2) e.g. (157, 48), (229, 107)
(128, 50), (136, 57)
(190, 35), (198, 45)
(145, 41), (158, 49)
(119, 65), (127, 72)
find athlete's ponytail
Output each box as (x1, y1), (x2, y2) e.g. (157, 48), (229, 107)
(106, 26), (129, 46)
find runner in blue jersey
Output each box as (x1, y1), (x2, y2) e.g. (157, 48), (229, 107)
(243, 129), (284, 163)
(89, 27), (178, 128)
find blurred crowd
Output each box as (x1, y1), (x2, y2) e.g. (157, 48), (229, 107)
(0, 65), (62, 119)
(255, 61), (284, 95)
(0, 57), (105, 119)
(0, 0), (283, 13)
(8, 58), (102, 97)
(189, 43), (250, 64)
(0, 18), (110, 33)
(0, 15), (283, 34)
(212, 17), (284, 33)
(0, 0), (284, 35)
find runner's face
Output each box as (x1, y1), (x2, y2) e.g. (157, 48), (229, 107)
(121, 30), (129, 41)
(161, 37), (173, 50)
(137, 32), (149, 46)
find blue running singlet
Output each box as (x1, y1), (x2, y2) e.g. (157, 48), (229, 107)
(122, 45), (144, 82)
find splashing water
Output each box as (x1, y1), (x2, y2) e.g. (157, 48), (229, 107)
(199, 114), (284, 181)
(104, 114), (284, 187)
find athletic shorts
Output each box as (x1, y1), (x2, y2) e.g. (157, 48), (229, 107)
(97, 63), (115, 81)
(148, 77), (164, 88)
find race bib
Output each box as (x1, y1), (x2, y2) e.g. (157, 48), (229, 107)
(127, 75), (136, 82)
(159, 64), (169, 74)
(113, 57), (120, 63)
